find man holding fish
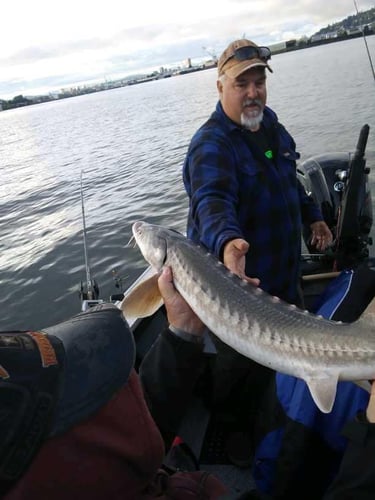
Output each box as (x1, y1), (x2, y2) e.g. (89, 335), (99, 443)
(183, 38), (332, 303)
(182, 38), (333, 467)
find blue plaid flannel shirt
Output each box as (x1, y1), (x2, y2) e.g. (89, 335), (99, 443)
(183, 101), (322, 304)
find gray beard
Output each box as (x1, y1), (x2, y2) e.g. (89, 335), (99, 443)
(241, 110), (264, 130)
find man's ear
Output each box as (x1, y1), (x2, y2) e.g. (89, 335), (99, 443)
(217, 79), (223, 94)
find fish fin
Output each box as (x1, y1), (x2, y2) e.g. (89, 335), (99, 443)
(306, 374), (338, 413)
(119, 274), (164, 319)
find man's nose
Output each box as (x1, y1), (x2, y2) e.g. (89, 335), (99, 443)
(246, 83), (258, 98)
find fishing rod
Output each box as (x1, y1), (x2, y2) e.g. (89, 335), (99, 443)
(80, 170), (99, 301)
(353, 0), (375, 83)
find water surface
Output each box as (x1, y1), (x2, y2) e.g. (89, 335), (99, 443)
(0, 37), (374, 330)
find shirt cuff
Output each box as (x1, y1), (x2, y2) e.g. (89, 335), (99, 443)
(168, 325), (204, 344)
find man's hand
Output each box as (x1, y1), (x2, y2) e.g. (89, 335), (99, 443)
(158, 267), (205, 337)
(310, 221), (333, 251)
(223, 238), (260, 286)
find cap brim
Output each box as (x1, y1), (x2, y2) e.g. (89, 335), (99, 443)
(224, 59), (273, 79)
(45, 303), (135, 436)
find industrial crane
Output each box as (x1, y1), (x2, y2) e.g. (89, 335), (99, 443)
(202, 46), (218, 62)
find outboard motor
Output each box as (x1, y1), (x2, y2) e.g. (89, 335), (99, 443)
(298, 124), (372, 270)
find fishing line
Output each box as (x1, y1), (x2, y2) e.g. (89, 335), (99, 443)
(353, 0), (375, 83)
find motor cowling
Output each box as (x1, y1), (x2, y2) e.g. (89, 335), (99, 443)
(297, 151), (373, 266)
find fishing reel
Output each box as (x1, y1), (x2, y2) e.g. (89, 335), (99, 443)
(79, 279), (100, 301)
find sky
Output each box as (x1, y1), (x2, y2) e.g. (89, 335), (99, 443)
(1, 0), (374, 100)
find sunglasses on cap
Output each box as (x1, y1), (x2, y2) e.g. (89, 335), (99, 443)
(222, 45), (272, 68)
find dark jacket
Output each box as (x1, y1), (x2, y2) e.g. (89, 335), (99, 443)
(323, 414), (375, 500)
(140, 328), (206, 442)
(183, 101), (322, 304)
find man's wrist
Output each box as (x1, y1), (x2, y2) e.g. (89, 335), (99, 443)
(168, 325), (204, 344)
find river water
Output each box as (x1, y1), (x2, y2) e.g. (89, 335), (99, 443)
(0, 36), (374, 331)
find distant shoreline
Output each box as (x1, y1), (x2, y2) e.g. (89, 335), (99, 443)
(271, 30), (374, 55)
(1, 31), (374, 111)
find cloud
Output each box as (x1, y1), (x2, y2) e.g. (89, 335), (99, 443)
(1, 0), (374, 99)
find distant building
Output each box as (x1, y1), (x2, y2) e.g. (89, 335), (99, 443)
(346, 27), (362, 35)
(269, 41), (287, 53)
(269, 39), (296, 54)
(203, 59), (217, 69)
(311, 31), (339, 43)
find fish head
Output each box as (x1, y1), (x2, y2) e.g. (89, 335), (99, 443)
(132, 221), (168, 271)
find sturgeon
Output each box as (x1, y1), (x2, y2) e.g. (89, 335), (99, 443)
(121, 220), (375, 413)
